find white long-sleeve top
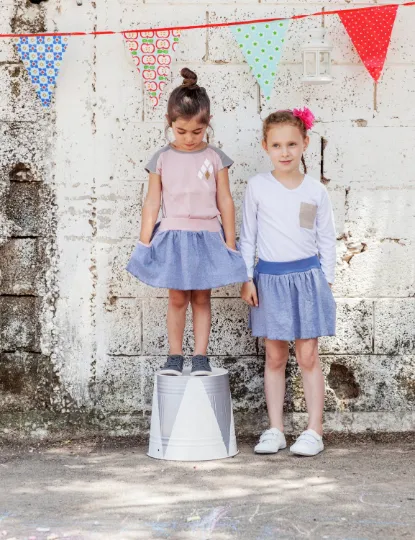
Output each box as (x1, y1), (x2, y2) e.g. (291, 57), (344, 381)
(240, 172), (336, 283)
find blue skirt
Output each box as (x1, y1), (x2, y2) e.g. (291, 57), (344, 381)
(126, 222), (248, 290)
(249, 256), (336, 341)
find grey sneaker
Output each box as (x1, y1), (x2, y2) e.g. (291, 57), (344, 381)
(159, 355), (184, 376)
(190, 355), (212, 376)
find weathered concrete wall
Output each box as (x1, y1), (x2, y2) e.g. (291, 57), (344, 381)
(0, 0), (414, 442)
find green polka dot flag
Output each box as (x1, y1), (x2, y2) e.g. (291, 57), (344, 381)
(230, 20), (290, 99)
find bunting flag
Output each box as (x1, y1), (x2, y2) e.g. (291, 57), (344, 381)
(124, 29), (181, 107)
(230, 20), (290, 100)
(14, 35), (69, 107)
(338, 5), (398, 82)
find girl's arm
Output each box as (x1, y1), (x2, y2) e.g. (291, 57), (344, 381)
(216, 167), (236, 250)
(240, 179), (259, 306)
(139, 173), (162, 244)
(239, 180), (258, 279)
(316, 187), (336, 285)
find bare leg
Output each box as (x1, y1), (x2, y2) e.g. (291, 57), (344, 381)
(295, 338), (324, 435)
(264, 339), (289, 432)
(167, 289), (191, 355)
(190, 289), (212, 356)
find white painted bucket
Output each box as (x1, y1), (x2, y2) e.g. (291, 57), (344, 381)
(148, 367), (238, 461)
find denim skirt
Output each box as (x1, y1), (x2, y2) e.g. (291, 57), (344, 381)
(126, 218), (248, 290)
(249, 255), (336, 340)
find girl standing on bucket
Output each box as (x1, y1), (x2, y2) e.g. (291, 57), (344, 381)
(127, 68), (248, 377)
(240, 108), (336, 456)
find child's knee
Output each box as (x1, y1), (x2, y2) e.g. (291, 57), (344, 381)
(265, 349), (288, 371)
(296, 352), (319, 371)
(190, 290), (211, 307)
(169, 290), (191, 309)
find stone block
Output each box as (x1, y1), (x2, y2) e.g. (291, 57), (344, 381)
(334, 241), (415, 298)
(111, 122), (165, 183)
(320, 299), (373, 354)
(0, 352), (57, 413)
(56, 188), (94, 238)
(95, 355), (142, 412)
(207, 300), (257, 356)
(98, 298), (142, 356)
(0, 352), (40, 412)
(284, 353), (415, 413)
(374, 300), (415, 354)
(376, 66), (415, 127)
(259, 64), (374, 124)
(323, 126), (415, 188)
(0, 238), (45, 295)
(387, 7), (415, 64)
(0, 4), (18, 63)
(0, 64), (45, 122)
(213, 356), (265, 413)
(214, 128), (271, 191)
(53, 295), (95, 404)
(95, 33), (143, 123)
(142, 298), (256, 355)
(5, 181), (48, 237)
(53, 31), (95, 188)
(56, 237), (94, 299)
(0, 296), (41, 351)
(322, 355), (415, 412)
(345, 188), (415, 241)
(142, 356), (168, 409)
(0, 123), (47, 184)
(96, 181), (143, 240)
(328, 185), (346, 239)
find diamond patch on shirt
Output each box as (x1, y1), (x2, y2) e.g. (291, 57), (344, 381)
(198, 159), (214, 180)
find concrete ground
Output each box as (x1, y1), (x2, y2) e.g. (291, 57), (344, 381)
(0, 440), (414, 540)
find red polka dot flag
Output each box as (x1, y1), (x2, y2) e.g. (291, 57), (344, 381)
(338, 5), (398, 82)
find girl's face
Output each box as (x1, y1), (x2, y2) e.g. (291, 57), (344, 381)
(262, 123), (309, 176)
(168, 115), (209, 152)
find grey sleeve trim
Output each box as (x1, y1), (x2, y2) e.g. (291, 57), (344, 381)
(144, 145), (169, 174)
(210, 145), (234, 169)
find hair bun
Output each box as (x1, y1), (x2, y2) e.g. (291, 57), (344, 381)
(180, 67), (198, 88)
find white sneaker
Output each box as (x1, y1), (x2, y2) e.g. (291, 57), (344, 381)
(254, 428), (287, 454)
(290, 429), (324, 456)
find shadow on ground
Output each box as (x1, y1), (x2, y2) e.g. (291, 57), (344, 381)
(0, 440), (414, 539)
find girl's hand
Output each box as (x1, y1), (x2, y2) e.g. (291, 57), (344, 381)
(226, 243), (237, 251)
(241, 280), (258, 307)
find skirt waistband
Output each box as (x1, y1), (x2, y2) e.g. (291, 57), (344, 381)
(159, 217), (221, 233)
(255, 255), (321, 276)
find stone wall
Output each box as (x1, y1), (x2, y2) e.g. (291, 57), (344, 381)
(0, 0), (414, 442)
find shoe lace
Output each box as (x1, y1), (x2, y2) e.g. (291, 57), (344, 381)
(166, 355), (183, 370)
(192, 355), (210, 370)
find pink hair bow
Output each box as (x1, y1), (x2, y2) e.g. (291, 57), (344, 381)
(292, 107), (315, 130)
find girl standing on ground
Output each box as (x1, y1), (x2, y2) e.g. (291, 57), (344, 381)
(240, 108), (336, 456)
(127, 68), (248, 377)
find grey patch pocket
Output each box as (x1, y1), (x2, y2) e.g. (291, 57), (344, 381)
(299, 202), (317, 229)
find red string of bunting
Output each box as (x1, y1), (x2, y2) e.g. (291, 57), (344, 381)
(1, 2), (415, 38)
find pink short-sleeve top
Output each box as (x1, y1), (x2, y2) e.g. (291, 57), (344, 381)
(145, 144), (233, 220)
